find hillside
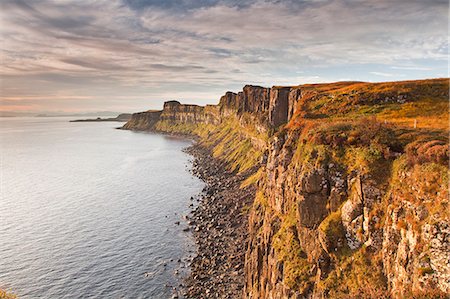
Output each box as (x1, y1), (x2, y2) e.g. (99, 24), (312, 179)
(123, 78), (449, 298)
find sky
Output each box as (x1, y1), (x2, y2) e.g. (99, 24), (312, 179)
(0, 0), (448, 113)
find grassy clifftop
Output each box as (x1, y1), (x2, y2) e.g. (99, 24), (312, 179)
(288, 78), (448, 130)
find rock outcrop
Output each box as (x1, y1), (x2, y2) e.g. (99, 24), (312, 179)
(160, 101), (220, 125)
(123, 84), (297, 134)
(121, 110), (162, 130)
(122, 78), (449, 298)
(269, 87), (291, 127)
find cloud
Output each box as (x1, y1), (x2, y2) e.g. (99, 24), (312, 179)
(391, 66), (434, 71)
(0, 0), (447, 112)
(370, 72), (395, 77)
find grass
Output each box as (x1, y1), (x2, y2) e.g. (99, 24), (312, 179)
(201, 117), (265, 173)
(272, 206), (312, 292)
(0, 289), (16, 299)
(318, 210), (346, 253)
(253, 190), (269, 209)
(291, 141), (329, 171)
(389, 156), (449, 221)
(153, 120), (215, 137)
(288, 78), (449, 131)
(240, 167), (263, 188)
(318, 247), (388, 298)
(153, 113), (267, 174)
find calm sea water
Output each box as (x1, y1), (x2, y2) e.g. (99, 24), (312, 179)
(0, 117), (204, 298)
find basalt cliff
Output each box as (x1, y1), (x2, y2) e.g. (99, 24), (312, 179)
(123, 79), (449, 298)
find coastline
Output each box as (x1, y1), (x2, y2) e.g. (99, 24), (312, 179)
(116, 127), (252, 297)
(121, 79), (449, 298)
(182, 143), (256, 298)
(70, 113), (132, 123)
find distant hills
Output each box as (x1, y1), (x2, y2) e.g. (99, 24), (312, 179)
(70, 113), (132, 122)
(0, 111), (37, 117)
(0, 111), (124, 118)
(37, 111), (122, 117)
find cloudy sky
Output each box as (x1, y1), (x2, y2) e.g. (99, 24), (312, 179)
(0, 0), (448, 113)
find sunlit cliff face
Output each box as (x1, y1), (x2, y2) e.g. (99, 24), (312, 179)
(0, 0), (447, 113)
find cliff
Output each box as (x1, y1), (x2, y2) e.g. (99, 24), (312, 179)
(121, 110), (162, 130)
(123, 78), (449, 298)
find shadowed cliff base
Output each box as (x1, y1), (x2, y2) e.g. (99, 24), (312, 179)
(122, 78), (449, 299)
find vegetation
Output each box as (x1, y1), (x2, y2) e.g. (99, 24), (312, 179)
(389, 156), (449, 221)
(289, 78), (448, 131)
(201, 117), (266, 173)
(240, 167), (263, 188)
(153, 113), (267, 174)
(153, 120), (215, 137)
(318, 247), (389, 298)
(318, 210), (346, 253)
(253, 190), (269, 209)
(0, 289), (16, 299)
(272, 206), (312, 292)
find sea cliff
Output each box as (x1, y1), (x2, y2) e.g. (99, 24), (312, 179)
(123, 78), (449, 298)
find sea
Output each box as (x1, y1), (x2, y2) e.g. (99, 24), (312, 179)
(0, 117), (204, 298)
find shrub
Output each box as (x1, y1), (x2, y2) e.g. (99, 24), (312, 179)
(405, 139), (449, 166)
(417, 267), (434, 276)
(404, 286), (449, 299)
(272, 207), (312, 292)
(318, 210), (346, 253)
(240, 168), (263, 189)
(319, 248), (388, 298)
(0, 289), (16, 299)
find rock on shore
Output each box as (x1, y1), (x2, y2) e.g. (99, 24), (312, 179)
(183, 144), (256, 298)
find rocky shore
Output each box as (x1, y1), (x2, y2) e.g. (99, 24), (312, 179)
(182, 144), (256, 299)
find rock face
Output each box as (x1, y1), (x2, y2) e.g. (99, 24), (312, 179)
(239, 85), (271, 115)
(122, 78), (450, 299)
(218, 92), (239, 117)
(288, 88), (301, 121)
(245, 125), (448, 298)
(245, 132), (346, 298)
(269, 87), (290, 127)
(160, 101), (220, 125)
(382, 170), (450, 297)
(218, 85), (270, 116)
(121, 110), (162, 130)
(123, 85), (295, 133)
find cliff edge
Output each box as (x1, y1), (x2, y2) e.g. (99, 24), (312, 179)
(123, 78), (449, 298)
